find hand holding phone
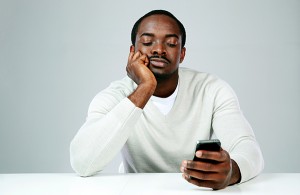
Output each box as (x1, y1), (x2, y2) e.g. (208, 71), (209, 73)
(193, 139), (221, 161)
(183, 139), (238, 189)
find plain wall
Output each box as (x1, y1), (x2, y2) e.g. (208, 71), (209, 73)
(0, 0), (299, 173)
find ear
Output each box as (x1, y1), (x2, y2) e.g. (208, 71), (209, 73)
(130, 45), (135, 53)
(179, 47), (186, 63)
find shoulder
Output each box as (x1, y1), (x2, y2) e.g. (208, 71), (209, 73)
(179, 67), (237, 99)
(179, 67), (227, 89)
(99, 76), (136, 97)
(86, 76), (136, 116)
(90, 76), (136, 106)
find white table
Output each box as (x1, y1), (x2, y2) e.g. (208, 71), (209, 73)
(1, 173), (299, 195)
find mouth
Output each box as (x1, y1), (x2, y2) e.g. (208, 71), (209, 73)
(149, 58), (169, 68)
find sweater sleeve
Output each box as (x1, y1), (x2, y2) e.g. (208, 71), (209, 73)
(70, 78), (143, 176)
(210, 79), (264, 183)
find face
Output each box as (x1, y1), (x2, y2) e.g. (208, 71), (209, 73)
(132, 14), (186, 79)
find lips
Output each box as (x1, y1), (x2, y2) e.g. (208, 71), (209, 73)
(150, 59), (169, 68)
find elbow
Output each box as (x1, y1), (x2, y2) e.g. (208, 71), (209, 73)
(70, 158), (93, 177)
(70, 141), (100, 177)
(230, 139), (265, 183)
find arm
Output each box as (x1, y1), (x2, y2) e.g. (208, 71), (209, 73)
(70, 87), (143, 176)
(126, 49), (156, 108)
(181, 79), (263, 189)
(70, 50), (156, 176)
(211, 80), (264, 183)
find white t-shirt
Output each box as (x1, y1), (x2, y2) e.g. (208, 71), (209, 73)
(150, 84), (179, 115)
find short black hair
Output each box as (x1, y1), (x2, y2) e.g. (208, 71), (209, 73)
(131, 10), (186, 48)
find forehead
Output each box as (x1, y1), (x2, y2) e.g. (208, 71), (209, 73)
(137, 14), (181, 36)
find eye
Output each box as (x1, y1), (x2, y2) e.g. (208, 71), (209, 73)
(142, 42), (152, 46)
(167, 43), (177, 48)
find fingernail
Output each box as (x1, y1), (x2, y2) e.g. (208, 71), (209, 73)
(196, 151), (202, 157)
(182, 160), (187, 167)
(180, 166), (184, 172)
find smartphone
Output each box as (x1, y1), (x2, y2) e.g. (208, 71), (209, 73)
(193, 139), (221, 161)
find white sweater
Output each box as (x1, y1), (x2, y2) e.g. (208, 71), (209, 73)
(70, 67), (264, 183)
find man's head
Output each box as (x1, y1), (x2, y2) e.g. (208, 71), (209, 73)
(130, 10), (186, 80)
(131, 10), (186, 49)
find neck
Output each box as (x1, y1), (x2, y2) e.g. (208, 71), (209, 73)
(153, 71), (179, 98)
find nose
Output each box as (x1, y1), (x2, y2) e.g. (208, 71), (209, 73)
(151, 42), (166, 56)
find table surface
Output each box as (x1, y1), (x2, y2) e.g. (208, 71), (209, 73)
(1, 173), (299, 195)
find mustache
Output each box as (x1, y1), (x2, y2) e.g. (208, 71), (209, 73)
(149, 55), (171, 63)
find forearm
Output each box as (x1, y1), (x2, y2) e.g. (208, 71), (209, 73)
(213, 94), (264, 182)
(230, 138), (264, 183)
(128, 82), (156, 108)
(70, 98), (142, 176)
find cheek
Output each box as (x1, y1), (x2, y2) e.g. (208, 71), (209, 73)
(136, 46), (151, 56)
(135, 43), (149, 53)
(140, 48), (149, 54)
(170, 51), (181, 61)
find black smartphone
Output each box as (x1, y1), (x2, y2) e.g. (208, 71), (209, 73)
(193, 139), (221, 161)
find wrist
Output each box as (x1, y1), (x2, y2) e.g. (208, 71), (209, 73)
(139, 81), (157, 94)
(128, 81), (157, 109)
(229, 159), (241, 185)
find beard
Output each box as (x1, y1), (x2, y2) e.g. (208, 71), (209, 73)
(152, 68), (178, 82)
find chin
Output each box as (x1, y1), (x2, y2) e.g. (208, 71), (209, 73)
(153, 70), (177, 81)
(153, 72), (168, 78)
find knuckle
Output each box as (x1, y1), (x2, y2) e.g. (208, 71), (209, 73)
(204, 162), (212, 170)
(188, 170), (206, 181)
(218, 173), (227, 181)
(187, 161), (195, 169)
(184, 168), (190, 175)
(198, 172), (206, 180)
(222, 150), (230, 160)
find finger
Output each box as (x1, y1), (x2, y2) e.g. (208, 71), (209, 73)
(132, 51), (142, 61)
(128, 50), (135, 62)
(138, 54), (149, 66)
(195, 149), (229, 162)
(182, 173), (218, 189)
(183, 168), (219, 181)
(185, 160), (218, 172)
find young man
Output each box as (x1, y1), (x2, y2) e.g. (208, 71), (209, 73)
(70, 10), (264, 190)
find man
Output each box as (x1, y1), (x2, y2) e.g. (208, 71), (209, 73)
(70, 10), (264, 190)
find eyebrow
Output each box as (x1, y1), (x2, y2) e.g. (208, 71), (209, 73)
(140, 33), (155, 37)
(140, 33), (179, 39)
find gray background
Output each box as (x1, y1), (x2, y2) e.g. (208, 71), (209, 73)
(0, 0), (299, 173)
